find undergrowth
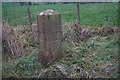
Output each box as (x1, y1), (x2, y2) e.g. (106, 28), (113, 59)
(2, 25), (118, 78)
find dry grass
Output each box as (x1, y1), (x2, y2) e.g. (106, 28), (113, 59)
(2, 23), (119, 78)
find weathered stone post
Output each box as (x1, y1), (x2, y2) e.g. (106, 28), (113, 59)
(37, 10), (62, 66)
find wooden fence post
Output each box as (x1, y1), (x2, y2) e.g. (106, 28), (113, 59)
(27, 2), (32, 25)
(37, 10), (62, 66)
(77, 2), (80, 25)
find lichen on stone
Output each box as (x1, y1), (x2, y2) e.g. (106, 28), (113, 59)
(39, 9), (59, 15)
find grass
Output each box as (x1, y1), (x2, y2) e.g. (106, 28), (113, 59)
(2, 25), (118, 78)
(2, 49), (40, 78)
(2, 2), (119, 78)
(2, 2), (118, 27)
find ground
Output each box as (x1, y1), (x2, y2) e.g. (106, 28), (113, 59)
(2, 2), (119, 78)
(2, 25), (119, 78)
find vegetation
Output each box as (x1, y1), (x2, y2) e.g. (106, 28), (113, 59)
(2, 2), (118, 26)
(3, 25), (118, 78)
(2, 2), (119, 78)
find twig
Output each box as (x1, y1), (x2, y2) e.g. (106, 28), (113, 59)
(36, 68), (51, 78)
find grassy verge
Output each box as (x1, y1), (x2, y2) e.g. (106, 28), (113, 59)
(2, 25), (118, 78)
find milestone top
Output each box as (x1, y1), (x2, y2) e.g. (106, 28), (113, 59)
(38, 9), (59, 15)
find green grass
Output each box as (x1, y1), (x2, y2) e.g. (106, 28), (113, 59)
(2, 2), (119, 78)
(2, 2), (118, 27)
(2, 49), (40, 78)
(2, 25), (118, 78)
(3, 34), (118, 78)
